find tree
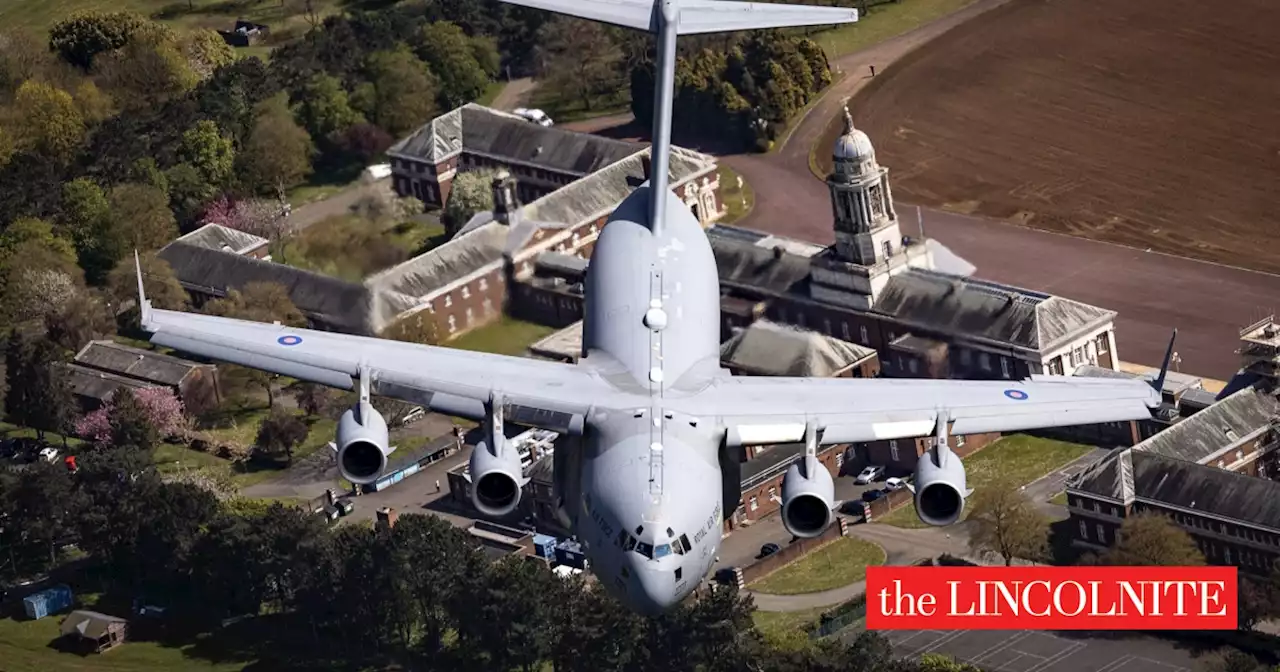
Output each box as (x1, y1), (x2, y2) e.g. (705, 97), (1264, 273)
(106, 387), (165, 452)
(256, 409), (309, 465)
(164, 162), (217, 227)
(106, 251), (189, 312)
(181, 29), (236, 81)
(45, 288), (115, 352)
(966, 476), (1050, 566)
(443, 168), (497, 234)
(355, 47), (440, 137)
(0, 222), (83, 324)
(72, 80), (116, 126)
(536, 17), (624, 112)
(3, 331), (76, 443)
(416, 21), (491, 110)
(291, 382), (340, 418)
(204, 281), (305, 327)
(917, 654), (985, 672)
(200, 195), (284, 240)
(8, 267), (78, 324)
(1100, 512), (1206, 566)
(329, 122), (394, 166)
(9, 80), (86, 164)
(179, 119), (236, 188)
(48, 10), (147, 69)
(58, 178), (111, 257)
(0, 216), (78, 263)
(128, 157), (169, 195)
(238, 93), (315, 199)
(294, 73), (365, 141)
(108, 182), (179, 251)
(95, 23), (199, 109)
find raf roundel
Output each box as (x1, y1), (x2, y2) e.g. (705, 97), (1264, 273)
(1003, 389), (1029, 401)
(277, 335), (303, 347)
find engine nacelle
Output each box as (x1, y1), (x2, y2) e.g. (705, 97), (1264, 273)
(336, 404), (390, 484)
(469, 437), (525, 518)
(780, 455), (835, 538)
(913, 448), (969, 526)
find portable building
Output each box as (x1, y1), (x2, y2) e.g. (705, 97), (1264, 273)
(532, 534), (558, 559)
(23, 584), (73, 620)
(555, 540), (587, 570)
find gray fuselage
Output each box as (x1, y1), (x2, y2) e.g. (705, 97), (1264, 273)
(565, 183), (729, 614)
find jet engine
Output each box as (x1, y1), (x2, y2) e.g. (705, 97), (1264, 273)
(469, 434), (525, 518)
(336, 403), (391, 484)
(912, 442), (970, 527)
(780, 455), (835, 538)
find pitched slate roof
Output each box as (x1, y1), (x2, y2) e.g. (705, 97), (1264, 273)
(74, 340), (207, 387)
(61, 363), (158, 402)
(158, 242), (375, 335)
(388, 104), (644, 175)
(720, 320), (875, 377)
(175, 223), (268, 255)
(1127, 384), (1278, 464)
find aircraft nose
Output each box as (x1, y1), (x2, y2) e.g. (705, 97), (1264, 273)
(630, 565), (679, 616)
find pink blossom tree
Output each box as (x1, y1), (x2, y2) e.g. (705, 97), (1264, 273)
(75, 387), (189, 447)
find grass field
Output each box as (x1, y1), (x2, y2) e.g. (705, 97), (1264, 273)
(832, 0), (1280, 274)
(528, 84), (630, 124)
(749, 537), (885, 595)
(445, 317), (557, 357)
(875, 434), (1093, 528)
(1050, 491), (1068, 507)
(0, 0), (352, 38)
(813, 0), (979, 60)
(716, 164), (754, 224)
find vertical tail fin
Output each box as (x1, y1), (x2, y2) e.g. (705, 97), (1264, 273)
(489, 0), (858, 236)
(1151, 329), (1178, 395)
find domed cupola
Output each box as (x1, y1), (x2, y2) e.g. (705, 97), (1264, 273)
(833, 104), (875, 168)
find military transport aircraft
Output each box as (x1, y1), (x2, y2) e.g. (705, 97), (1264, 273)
(136, 0), (1171, 616)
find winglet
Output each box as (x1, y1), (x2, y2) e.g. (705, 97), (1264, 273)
(1151, 329), (1178, 398)
(134, 250), (153, 329)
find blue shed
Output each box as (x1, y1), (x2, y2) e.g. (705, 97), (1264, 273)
(555, 540), (587, 570)
(532, 534), (557, 559)
(23, 584), (73, 620)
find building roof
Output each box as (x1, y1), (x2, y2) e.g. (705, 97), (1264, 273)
(874, 269), (1115, 353)
(529, 320), (584, 362)
(365, 222), (510, 326)
(1074, 365), (1203, 398)
(389, 103), (644, 175)
(60, 610), (126, 640)
(175, 223), (268, 255)
(61, 363), (158, 402)
(74, 340), (207, 387)
(710, 233), (813, 296)
(720, 320), (875, 377)
(1128, 384), (1278, 464)
(890, 333), (944, 355)
(1073, 449), (1280, 533)
(158, 242), (375, 335)
(536, 251), (589, 277)
(742, 443), (807, 485)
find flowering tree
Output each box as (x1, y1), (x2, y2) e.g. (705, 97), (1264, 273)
(75, 386), (188, 447)
(200, 195), (284, 240)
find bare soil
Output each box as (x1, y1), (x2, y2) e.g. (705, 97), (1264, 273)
(820, 0), (1280, 272)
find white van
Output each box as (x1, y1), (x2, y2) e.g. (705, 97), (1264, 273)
(513, 107), (554, 127)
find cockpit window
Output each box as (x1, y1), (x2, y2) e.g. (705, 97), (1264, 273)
(653, 544), (672, 559)
(625, 536), (637, 551)
(636, 542), (654, 559)
(679, 534), (691, 553)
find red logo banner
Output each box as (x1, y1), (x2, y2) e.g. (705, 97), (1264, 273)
(866, 566), (1238, 630)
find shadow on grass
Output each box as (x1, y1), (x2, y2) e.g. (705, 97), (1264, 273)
(151, 0), (260, 21)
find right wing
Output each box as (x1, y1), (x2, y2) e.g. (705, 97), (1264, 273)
(491, 0), (858, 34)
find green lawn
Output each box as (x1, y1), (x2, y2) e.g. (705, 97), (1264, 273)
(749, 537), (885, 595)
(716, 164), (754, 224)
(475, 80), (505, 107)
(445, 317), (557, 357)
(876, 434), (1094, 528)
(0, 601), (249, 672)
(528, 84), (630, 124)
(275, 215), (443, 282)
(0, 0), (352, 39)
(1050, 491), (1069, 506)
(813, 0), (981, 60)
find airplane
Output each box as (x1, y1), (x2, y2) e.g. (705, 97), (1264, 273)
(134, 0), (1171, 616)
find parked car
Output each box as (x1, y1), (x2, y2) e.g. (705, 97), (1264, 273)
(854, 465), (885, 484)
(336, 499), (355, 517)
(758, 542), (781, 558)
(513, 107), (554, 126)
(714, 568), (738, 585)
(862, 489), (885, 503)
(884, 477), (908, 492)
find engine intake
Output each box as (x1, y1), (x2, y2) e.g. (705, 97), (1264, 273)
(336, 404), (390, 484)
(913, 447), (969, 526)
(780, 455), (835, 538)
(469, 437), (525, 518)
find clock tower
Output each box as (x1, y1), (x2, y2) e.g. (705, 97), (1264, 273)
(827, 104), (900, 265)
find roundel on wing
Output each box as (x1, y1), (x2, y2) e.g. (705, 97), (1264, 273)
(1003, 389), (1029, 401)
(277, 335), (303, 346)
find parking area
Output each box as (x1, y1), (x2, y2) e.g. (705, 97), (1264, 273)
(880, 629), (1195, 672)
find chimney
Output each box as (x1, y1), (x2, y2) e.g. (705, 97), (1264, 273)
(491, 170), (520, 224)
(376, 506), (398, 530)
(773, 245), (785, 260)
(641, 154), (652, 180)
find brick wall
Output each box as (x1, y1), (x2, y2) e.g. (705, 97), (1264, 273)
(738, 517), (850, 585)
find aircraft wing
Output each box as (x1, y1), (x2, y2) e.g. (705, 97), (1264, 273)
(678, 375), (1163, 447)
(135, 270), (599, 434)
(491, 0), (858, 35)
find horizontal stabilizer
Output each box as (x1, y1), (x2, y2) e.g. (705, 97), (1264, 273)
(490, 0), (857, 34)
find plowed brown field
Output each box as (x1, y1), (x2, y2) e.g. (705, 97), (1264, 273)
(820, 0), (1280, 272)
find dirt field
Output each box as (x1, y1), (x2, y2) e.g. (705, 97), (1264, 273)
(817, 0), (1280, 273)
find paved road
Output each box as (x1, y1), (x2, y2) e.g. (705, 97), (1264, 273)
(490, 77), (536, 112)
(878, 629), (1200, 672)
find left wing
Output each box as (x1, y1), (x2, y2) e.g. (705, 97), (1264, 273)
(135, 262), (604, 433)
(679, 374), (1163, 448)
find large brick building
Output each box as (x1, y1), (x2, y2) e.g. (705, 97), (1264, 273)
(1065, 318), (1280, 576)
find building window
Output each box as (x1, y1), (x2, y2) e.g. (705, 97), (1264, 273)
(461, 286), (470, 299)
(908, 359), (919, 374)
(425, 301), (434, 314)
(767, 486), (777, 501)
(479, 278), (488, 291)
(1096, 524), (1106, 544)
(882, 240), (892, 259)
(797, 312), (806, 328)
(823, 319), (832, 335)
(465, 307), (474, 324)
(859, 325), (869, 344)
(1079, 520), (1089, 540)
(448, 315), (457, 333)
(1224, 547), (1232, 564)
(590, 224), (598, 235)
(960, 349), (971, 367)
(889, 440), (899, 462)
(1097, 333), (1109, 354)
(956, 434), (965, 447)
(572, 233), (580, 246)
(749, 496), (758, 512)
(836, 452), (844, 468)
(483, 299), (493, 315)
(1000, 357), (1010, 379)
(842, 322), (851, 340)
(979, 353), (991, 371)
(444, 295), (453, 308)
